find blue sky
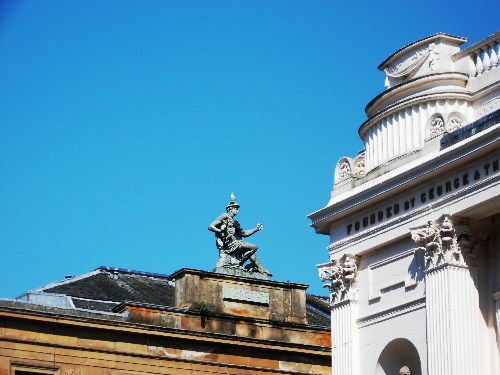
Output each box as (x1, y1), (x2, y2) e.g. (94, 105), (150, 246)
(1, 0), (498, 298)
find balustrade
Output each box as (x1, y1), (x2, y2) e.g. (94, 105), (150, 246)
(455, 32), (500, 79)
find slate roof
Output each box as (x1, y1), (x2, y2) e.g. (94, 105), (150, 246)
(25, 266), (330, 327)
(306, 294), (331, 327)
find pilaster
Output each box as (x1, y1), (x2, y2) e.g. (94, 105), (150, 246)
(425, 262), (480, 375)
(411, 215), (487, 375)
(318, 255), (359, 375)
(330, 299), (358, 375)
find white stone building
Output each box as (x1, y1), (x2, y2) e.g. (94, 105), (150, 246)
(309, 32), (500, 375)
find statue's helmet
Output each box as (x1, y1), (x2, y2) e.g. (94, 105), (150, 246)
(226, 193), (240, 211)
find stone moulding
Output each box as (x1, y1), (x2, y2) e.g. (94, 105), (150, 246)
(356, 297), (426, 328)
(213, 266), (269, 280)
(362, 72), (470, 125)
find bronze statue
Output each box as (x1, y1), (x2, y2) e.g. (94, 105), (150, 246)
(209, 193), (272, 278)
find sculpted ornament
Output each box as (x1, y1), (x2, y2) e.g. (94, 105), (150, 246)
(447, 115), (463, 132)
(411, 216), (487, 268)
(427, 43), (440, 71)
(429, 115), (445, 136)
(318, 254), (358, 307)
(338, 160), (351, 178)
(352, 152), (366, 178)
(412, 220), (443, 264)
(386, 45), (429, 78)
(208, 193), (272, 279)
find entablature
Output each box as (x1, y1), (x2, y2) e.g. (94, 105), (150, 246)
(308, 122), (500, 238)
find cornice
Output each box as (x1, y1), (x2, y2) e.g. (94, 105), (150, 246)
(0, 303), (330, 354)
(378, 33), (466, 70)
(309, 122), (500, 230)
(327, 167), (499, 254)
(357, 297), (425, 328)
(171, 268), (309, 290)
(113, 300), (329, 332)
(360, 72), (470, 137)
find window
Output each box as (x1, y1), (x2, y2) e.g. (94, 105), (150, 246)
(10, 364), (58, 375)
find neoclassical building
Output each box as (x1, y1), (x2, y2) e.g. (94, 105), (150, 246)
(309, 32), (500, 375)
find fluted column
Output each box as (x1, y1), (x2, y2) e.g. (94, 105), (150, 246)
(411, 216), (487, 375)
(318, 255), (359, 375)
(425, 263), (480, 375)
(331, 299), (358, 375)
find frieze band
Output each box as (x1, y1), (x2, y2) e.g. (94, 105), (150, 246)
(346, 158), (498, 236)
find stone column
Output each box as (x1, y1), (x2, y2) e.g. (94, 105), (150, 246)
(411, 216), (486, 375)
(493, 290), (500, 343)
(318, 254), (359, 375)
(425, 263), (480, 375)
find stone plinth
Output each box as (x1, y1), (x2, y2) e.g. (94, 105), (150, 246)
(171, 268), (308, 324)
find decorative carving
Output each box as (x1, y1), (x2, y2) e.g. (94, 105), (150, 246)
(429, 115), (445, 136)
(428, 43), (440, 71)
(338, 161), (351, 178)
(352, 152), (366, 178)
(447, 116), (462, 131)
(386, 46), (429, 78)
(66, 369), (81, 375)
(318, 254), (358, 307)
(446, 112), (466, 132)
(412, 220), (443, 264)
(411, 216), (489, 268)
(335, 157), (355, 184)
(208, 193), (272, 279)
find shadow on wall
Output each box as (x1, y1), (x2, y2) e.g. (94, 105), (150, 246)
(375, 338), (421, 375)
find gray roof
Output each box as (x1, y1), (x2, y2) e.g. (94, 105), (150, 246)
(18, 266), (330, 327)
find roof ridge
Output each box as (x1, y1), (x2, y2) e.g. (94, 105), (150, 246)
(70, 296), (123, 304)
(96, 266), (171, 279)
(25, 269), (103, 296)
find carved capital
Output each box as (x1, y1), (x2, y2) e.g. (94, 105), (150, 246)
(318, 254), (359, 307)
(411, 215), (490, 270)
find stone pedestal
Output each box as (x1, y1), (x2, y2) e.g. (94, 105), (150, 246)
(171, 268), (308, 323)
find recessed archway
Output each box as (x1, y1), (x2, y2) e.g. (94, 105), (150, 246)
(375, 338), (421, 375)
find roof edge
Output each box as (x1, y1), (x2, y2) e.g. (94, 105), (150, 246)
(378, 32), (467, 71)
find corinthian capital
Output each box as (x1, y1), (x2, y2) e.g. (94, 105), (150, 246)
(410, 215), (490, 269)
(318, 254), (359, 307)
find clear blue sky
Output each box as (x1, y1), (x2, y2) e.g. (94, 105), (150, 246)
(1, 0), (498, 298)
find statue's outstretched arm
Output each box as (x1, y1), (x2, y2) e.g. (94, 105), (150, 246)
(241, 223), (263, 237)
